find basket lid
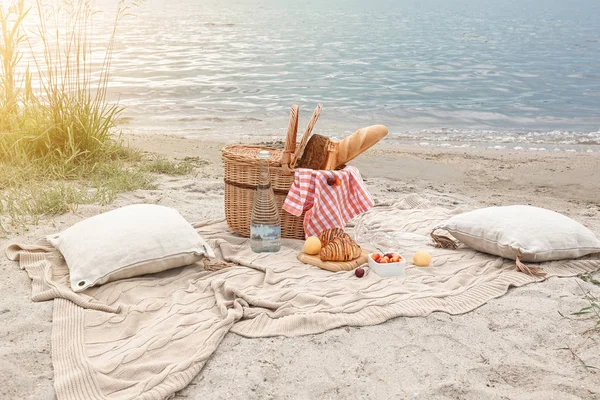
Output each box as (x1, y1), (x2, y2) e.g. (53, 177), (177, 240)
(222, 145), (284, 166)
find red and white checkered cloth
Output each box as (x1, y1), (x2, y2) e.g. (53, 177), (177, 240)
(282, 165), (374, 238)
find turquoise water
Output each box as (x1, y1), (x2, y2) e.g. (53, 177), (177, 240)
(99, 0), (600, 147)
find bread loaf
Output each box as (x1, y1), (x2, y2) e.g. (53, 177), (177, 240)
(335, 125), (388, 168)
(319, 236), (362, 261)
(297, 134), (330, 169)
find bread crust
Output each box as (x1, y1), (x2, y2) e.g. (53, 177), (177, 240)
(319, 231), (362, 261)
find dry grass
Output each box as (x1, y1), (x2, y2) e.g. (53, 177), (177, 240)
(0, 157), (157, 231)
(0, 151), (210, 232)
(577, 273), (600, 334)
(143, 155), (197, 176)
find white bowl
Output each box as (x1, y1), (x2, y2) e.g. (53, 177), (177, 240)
(367, 253), (406, 277)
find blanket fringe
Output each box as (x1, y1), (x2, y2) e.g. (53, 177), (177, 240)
(515, 257), (546, 278)
(202, 259), (235, 272)
(430, 230), (458, 250)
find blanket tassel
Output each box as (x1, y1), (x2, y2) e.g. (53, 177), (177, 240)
(203, 259), (235, 272)
(430, 231), (458, 250)
(515, 257), (546, 278)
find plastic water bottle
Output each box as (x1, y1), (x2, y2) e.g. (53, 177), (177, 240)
(250, 150), (281, 252)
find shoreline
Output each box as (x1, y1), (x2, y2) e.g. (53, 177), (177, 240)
(117, 125), (600, 153)
(125, 132), (600, 228)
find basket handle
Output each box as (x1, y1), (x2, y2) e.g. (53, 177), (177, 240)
(281, 105), (299, 167)
(291, 103), (322, 169)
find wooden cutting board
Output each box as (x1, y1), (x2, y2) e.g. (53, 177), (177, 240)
(297, 250), (369, 272)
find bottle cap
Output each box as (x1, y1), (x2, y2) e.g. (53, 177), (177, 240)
(259, 150), (270, 159)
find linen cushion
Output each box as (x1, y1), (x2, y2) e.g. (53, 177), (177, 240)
(435, 205), (600, 262)
(48, 204), (214, 292)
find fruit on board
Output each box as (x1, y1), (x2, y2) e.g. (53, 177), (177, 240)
(303, 236), (322, 255)
(355, 267), (365, 278)
(413, 251), (432, 267)
(326, 176), (336, 186)
(371, 252), (403, 264)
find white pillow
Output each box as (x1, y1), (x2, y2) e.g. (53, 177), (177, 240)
(434, 205), (600, 262)
(48, 204), (214, 292)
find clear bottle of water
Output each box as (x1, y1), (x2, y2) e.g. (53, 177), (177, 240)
(250, 150), (281, 252)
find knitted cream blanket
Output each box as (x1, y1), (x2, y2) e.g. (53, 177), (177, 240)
(7, 195), (600, 400)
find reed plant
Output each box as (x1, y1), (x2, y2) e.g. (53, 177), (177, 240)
(0, 0), (195, 231)
(1, 0), (134, 164)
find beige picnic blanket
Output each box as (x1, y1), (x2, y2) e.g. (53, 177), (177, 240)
(7, 194), (600, 400)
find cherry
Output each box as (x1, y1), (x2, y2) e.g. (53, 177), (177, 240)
(355, 268), (365, 278)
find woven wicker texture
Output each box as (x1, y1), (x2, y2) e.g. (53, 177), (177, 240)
(222, 105), (324, 239)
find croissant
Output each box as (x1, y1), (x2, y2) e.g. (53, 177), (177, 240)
(319, 236), (362, 262)
(319, 228), (349, 247)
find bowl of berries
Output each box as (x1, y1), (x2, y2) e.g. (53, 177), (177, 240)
(368, 252), (406, 277)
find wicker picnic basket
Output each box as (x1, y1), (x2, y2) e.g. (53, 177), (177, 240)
(222, 104), (322, 240)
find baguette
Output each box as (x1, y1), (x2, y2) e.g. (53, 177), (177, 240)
(320, 139), (339, 170)
(334, 125), (388, 168)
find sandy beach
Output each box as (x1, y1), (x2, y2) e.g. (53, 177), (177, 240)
(1, 133), (599, 400)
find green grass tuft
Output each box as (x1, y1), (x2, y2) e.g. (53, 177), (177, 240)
(0, 183), (95, 228)
(92, 163), (157, 199)
(577, 274), (600, 333)
(143, 155), (197, 176)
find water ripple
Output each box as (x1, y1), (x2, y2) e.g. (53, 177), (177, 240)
(18, 0), (600, 146)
